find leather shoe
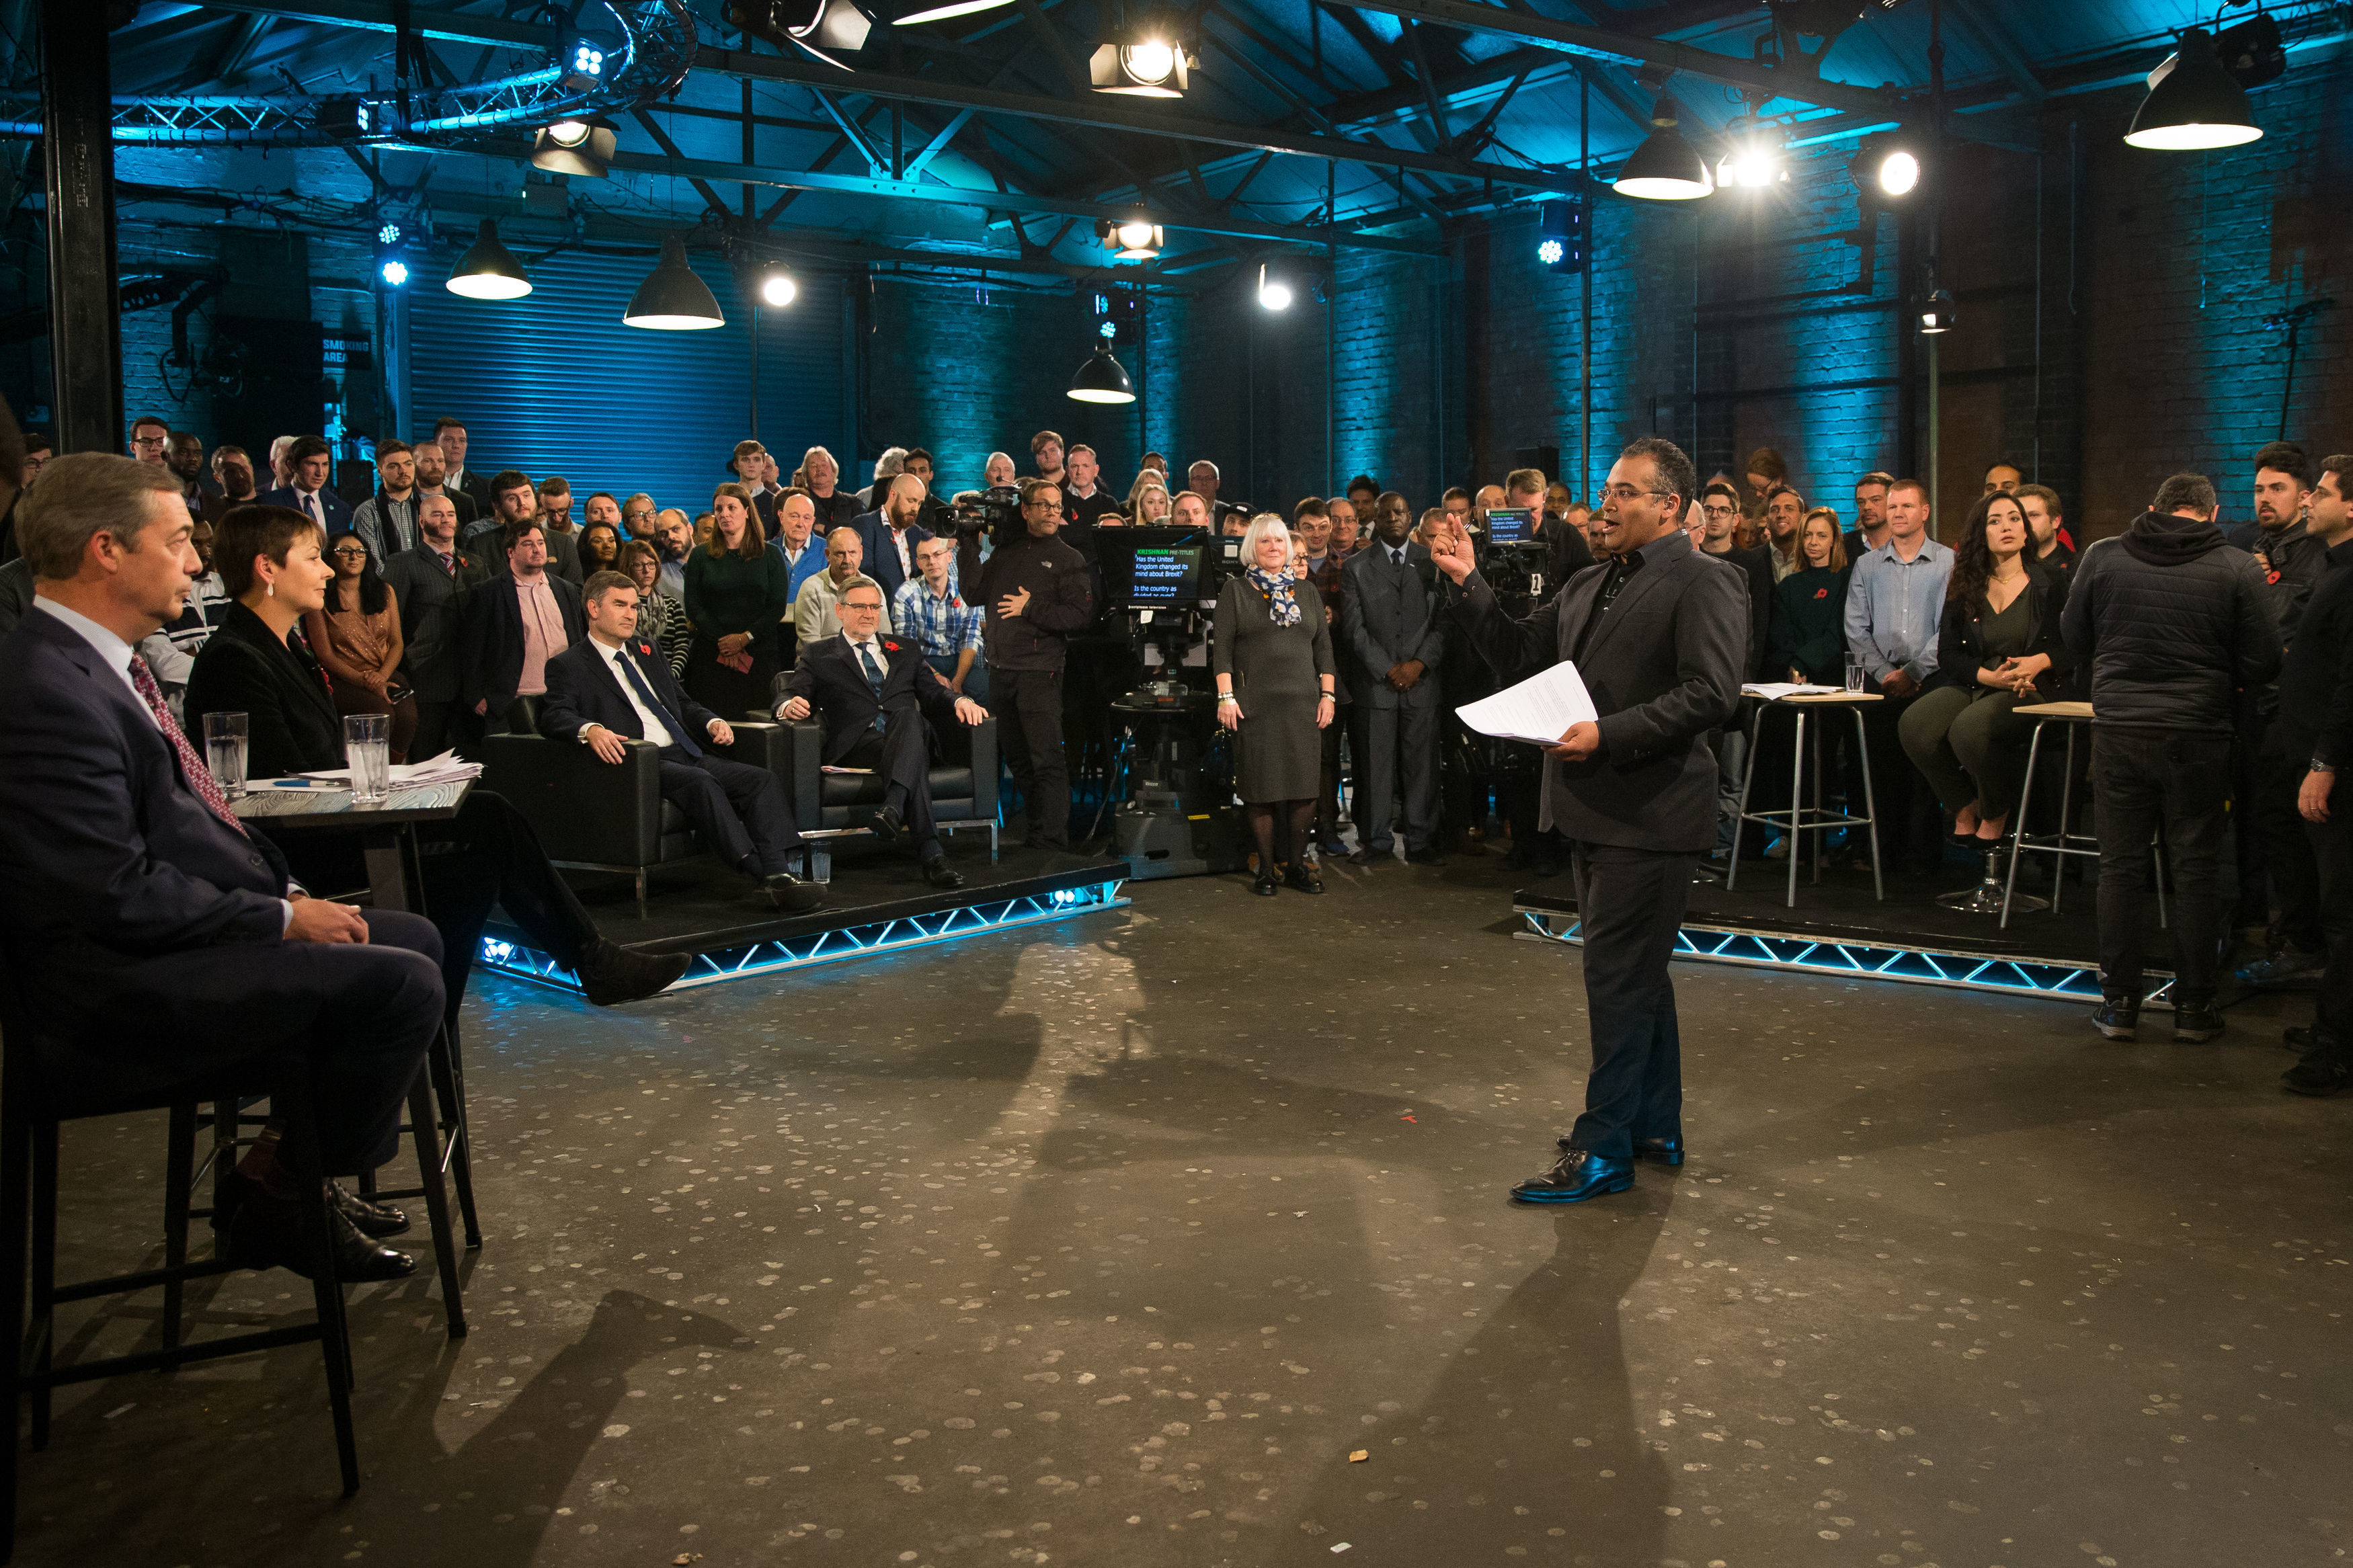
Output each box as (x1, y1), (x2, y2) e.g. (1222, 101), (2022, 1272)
(578, 939), (690, 1006)
(1283, 862), (1325, 895)
(329, 1180), (410, 1238)
(222, 1178), (417, 1283)
(1630, 1134), (1684, 1166)
(2171, 995), (2226, 1043)
(921, 856), (965, 891)
(1251, 868), (1281, 897)
(2091, 996), (2139, 1041)
(869, 804), (908, 849)
(763, 871), (826, 914)
(2282, 1044), (2352, 1096)
(1509, 1147), (1634, 1204)
(1404, 845), (1449, 867)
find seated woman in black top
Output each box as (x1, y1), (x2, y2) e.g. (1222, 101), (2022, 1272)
(186, 504), (685, 1009)
(1765, 510), (1851, 684)
(1897, 492), (2076, 848)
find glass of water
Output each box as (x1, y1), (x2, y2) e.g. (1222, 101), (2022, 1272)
(344, 714), (392, 805)
(1843, 653), (1868, 694)
(202, 711), (249, 799)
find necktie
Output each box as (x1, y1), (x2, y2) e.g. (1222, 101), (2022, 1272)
(614, 646), (699, 757)
(303, 491), (321, 528)
(1390, 546), (1404, 567)
(128, 656), (248, 836)
(438, 551), (455, 575)
(856, 641), (888, 733)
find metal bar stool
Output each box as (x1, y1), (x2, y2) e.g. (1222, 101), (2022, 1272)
(2002, 700), (2167, 930)
(1728, 690), (1884, 908)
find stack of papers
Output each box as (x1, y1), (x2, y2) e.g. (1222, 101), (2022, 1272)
(1455, 661), (1597, 745)
(1741, 682), (1847, 700)
(294, 749), (485, 787)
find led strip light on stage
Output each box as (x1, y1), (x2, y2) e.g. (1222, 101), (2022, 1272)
(1512, 907), (2172, 1005)
(482, 878), (1130, 994)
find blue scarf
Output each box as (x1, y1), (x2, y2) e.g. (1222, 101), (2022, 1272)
(1246, 565), (1302, 628)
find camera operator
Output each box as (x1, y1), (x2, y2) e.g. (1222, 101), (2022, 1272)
(980, 479), (1094, 850)
(1508, 468), (1595, 604)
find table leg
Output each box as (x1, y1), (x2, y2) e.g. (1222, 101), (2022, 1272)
(2002, 720), (2046, 929)
(2052, 723), (2079, 914)
(1810, 716), (1825, 886)
(360, 826), (410, 913)
(1786, 711), (1806, 909)
(1726, 704), (1760, 891)
(1853, 708), (1883, 901)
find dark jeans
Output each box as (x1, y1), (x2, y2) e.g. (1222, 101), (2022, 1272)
(658, 747), (802, 878)
(992, 666), (1069, 845)
(2092, 727), (2232, 999)
(1566, 840), (1692, 1159)
(2307, 800), (2353, 1044)
(838, 710), (942, 858)
(2254, 718), (2323, 950)
(2231, 692), (2269, 923)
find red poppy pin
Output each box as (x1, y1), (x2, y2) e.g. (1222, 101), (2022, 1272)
(1813, 587), (1829, 600)
(883, 640), (901, 652)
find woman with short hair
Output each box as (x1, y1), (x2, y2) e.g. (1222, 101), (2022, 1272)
(1213, 513), (1337, 896)
(621, 538), (692, 679)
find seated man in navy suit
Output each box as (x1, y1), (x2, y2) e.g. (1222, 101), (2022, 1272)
(0, 441), (436, 1282)
(772, 578), (989, 890)
(541, 571), (824, 913)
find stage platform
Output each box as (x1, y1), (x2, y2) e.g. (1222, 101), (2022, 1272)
(1513, 852), (2177, 1003)
(479, 841), (1129, 993)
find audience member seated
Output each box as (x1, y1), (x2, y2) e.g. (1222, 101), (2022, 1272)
(1765, 509), (1852, 684)
(541, 572), (824, 913)
(1897, 491), (2076, 848)
(620, 538), (692, 679)
(684, 483), (793, 720)
(795, 526), (889, 644)
(773, 579), (988, 890)
(383, 491), (487, 760)
(1132, 481), (1172, 523)
(458, 521), (587, 737)
(186, 503), (685, 1008)
(852, 473), (934, 602)
(893, 534), (987, 703)
(304, 533), (418, 761)
(136, 513), (229, 716)
(257, 434), (353, 536)
(0, 450), (440, 1282)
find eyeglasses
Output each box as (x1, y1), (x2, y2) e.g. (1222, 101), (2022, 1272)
(841, 600), (883, 613)
(130, 436), (167, 450)
(1601, 485), (1673, 503)
(330, 546), (369, 559)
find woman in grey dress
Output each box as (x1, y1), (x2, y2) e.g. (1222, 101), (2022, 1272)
(1215, 513), (1337, 895)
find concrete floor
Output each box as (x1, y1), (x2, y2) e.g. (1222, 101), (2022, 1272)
(17, 854), (2352, 1568)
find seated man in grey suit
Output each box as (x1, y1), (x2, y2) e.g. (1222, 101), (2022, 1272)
(1341, 491), (1448, 866)
(539, 572), (824, 914)
(1435, 436), (1745, 1206)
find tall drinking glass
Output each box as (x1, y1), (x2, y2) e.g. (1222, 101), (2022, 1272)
(202, 711), (249, 799)
(344, 714), (392, 805)
(1843, 653), (1867, 695)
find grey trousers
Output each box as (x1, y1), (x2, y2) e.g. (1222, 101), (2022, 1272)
(1354, 701), (1440, 853)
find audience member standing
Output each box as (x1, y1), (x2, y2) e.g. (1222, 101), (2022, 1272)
(433, 417), (494, 517)
(1062, 446), (1121, 528)
(410, 439), (479, 528)
(303, 534), (418, 763)
(2278, 454), (2353, 1094)
(1215, 514), (1337, 894)
(684, 483), (793, 721)
(853, 473), (935, 602)
(1293, 497), (1351, 854)
(1841, 471), (1894, 563)
(797, 446), (863, 531)
(1341, 491), (1447, 866)
(980, 479), (1093, 850)
(458, 522), (586, 737)
(382, 492), (486, 759)
(795, 526), (889, 643)
(2061, 472), (2280, 1044)
(209, 442), (258, 508)
(350, 440), (421, 561)
(1843, 478), (1954, 874)
(258, 436), (353, 536)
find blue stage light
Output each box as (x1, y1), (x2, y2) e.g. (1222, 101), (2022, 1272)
(380, 258), (411, 287)
(1537, 237), (1563, 265)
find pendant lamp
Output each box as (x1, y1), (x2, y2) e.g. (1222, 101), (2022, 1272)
(446, 218), (532, 299)
(623, 235), (726, 330)
(2124, 27), (2262, 150)
(1612, 96), (1713, 202)
(1067, 346), (1135, 405)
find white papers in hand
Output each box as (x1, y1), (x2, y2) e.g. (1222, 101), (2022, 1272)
(1455, 661), (1598, 746)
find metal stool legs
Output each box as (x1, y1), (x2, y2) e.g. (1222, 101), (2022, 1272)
(1728, 703), (1882, 907)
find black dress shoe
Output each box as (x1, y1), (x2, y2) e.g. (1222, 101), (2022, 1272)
(869, 804), (908, 848)
(2282, 1044), (2353, 1096)
(1404, 845), (1449, 867)
(1630, 1134), (1685, 1167)
(330, 1180), (411, 1239)
(2092, 996), (2140, 1041)
(1283, 862), (1325, 895)
(2171, 995), (2226, 1043)
(921, 856), (965, 890)
(224, 1182), (417, 1282)
(1251, 868), (1281, 897)
(1509, 1147), (1634, 1204)
(764, 871), (826, 913)
(578, 939), (690, 1006)
(1347, 846), (1386, 866)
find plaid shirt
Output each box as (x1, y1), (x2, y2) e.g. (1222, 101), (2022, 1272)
(892, 573), (984, 659)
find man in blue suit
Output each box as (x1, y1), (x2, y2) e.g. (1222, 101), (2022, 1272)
(848, 473), (934, 603)
(255, 434), (354, 536)
(0, 442), (440, 1281)
(539, 571), (824, 914)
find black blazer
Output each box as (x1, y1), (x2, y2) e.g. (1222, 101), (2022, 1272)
(1451, 530), (1748, 854)
(456, 572), (588, 708)
(184, 601), (344, 776)
(539, 634), (720, 747)
(382, 543), (490, 703)
(1931, 561), (2078, 698)
(772, 631), (961, 764)
(848, 507), (935, 602)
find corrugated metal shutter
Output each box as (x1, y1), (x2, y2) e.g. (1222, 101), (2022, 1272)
(407, 249), (845, 516)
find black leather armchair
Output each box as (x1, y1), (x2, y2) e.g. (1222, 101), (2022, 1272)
(759, 711), (998, 839)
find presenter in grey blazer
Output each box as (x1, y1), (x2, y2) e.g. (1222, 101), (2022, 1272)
(1435, 437), (1747, 1204)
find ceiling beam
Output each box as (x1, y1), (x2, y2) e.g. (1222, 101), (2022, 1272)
(1944, 0), (2046, 101)
(693, 46), (1568, 190)
(194, 0), (549, 50)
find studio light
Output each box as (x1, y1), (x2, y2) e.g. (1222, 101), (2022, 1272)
(1613, 96), (1714, 202)
(1538, 196), (1586, 272)
(756, 263), (799, 307)
(2124, 26), (2262, 151)
(532, 114), (617, 178)
(1716, 118), (1788, 190)
(624, 234), (726, 330)
(1096, 216), (1162, 261)
(1257, 263), (1293, 311)
(1849, 132), (1926, 205)
(726, 0), (871, 69)
(1917, 288), (1956, 335)
(375, 220), (410, 288)
(556, 27), (619, 91)
(446, 217), (532, 300)
(1067, 345), (1136, 405)
(1089, 13), (1191, 97)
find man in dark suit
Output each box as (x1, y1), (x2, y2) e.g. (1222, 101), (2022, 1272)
(411, 438), (481, 529)
(0, 448), (440, 1280)
(458, 521), (587, 739)
(432, 416), (495, 519)
(257, 434), (354, 537)
(1341, 491), (1449, 866)
(1436, 436), (1746, 1205)
(850, 473), (936, 603)
(773, 577), (990, 890)
(383, 491), (489, 759)
(541, 572), (824, 913)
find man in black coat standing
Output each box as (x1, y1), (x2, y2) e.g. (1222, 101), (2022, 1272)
(1435, 437), (1746, 1204)
(978, 479), (1092, 850)
(458, 522), (587, 739)
(383, 491), (488, 759)
(2278, 454), (2353, 1094)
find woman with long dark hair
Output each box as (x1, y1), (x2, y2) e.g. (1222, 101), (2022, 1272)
(1897, 491), (2076, 845)
(578, 520), (623, 574)
(303, 532), (417, 761)
(683, 481), (793, 718)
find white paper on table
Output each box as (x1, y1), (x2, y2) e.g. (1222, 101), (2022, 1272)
(1455, 661), (1599, 746)
(1741, 682), (1845, 700)
(297, 747), (484, 786)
